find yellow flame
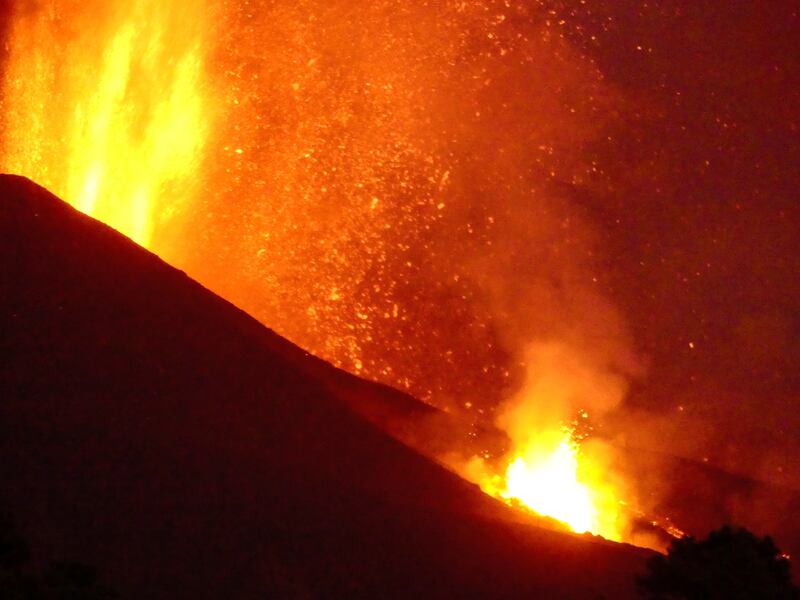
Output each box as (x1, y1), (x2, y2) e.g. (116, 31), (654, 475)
(500, 428), (622, 540)
(503, 433), (596, 534)
(1, 0), (211, 247)
(462, 343), (630, 541)
(465, 426), (624, 541)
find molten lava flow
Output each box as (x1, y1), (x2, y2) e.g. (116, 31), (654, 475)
(0, 0), (212, 248)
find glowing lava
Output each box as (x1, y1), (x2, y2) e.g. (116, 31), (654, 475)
(462, 343), (629, 541)
(0, 0), (212, 247)
(504, 431), (596, 533)
(499, 428), (623, 540)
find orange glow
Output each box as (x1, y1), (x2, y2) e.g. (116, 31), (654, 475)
(465, 426), (625, 541)
(500, 428), (623, 540)
(461, 343), (630, 541)
(1, 4), (648, 547)
(1, 0), (622, 417)
(0, 0), (212, 247)
(465, 424), (626, 541)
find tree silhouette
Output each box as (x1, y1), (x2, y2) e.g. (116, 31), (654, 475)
(638, 525), (799, 600)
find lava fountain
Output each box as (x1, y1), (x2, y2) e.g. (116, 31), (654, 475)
(0, 0), (212, 247)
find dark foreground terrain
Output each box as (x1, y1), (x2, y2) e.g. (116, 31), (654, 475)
(0, 175), (649, 598)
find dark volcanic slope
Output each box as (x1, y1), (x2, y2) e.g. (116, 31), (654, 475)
(0, 175), (648, 598)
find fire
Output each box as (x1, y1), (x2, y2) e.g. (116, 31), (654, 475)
(0, 0), (212, 247)
(499, 428), (623, 540)
(504, 431), (597, 534)
(463, 343), (629, 541)
(468, 426), (624, 541)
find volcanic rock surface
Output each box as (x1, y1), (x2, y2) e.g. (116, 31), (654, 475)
(0, 175), (649, 598)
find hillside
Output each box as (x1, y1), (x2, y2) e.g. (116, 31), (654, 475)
(0, 175), (648, 598)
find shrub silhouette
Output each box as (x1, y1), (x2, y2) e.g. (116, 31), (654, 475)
(638, 525), (799, 599)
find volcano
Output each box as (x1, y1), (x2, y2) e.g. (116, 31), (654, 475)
(0, 175), (650, 597)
